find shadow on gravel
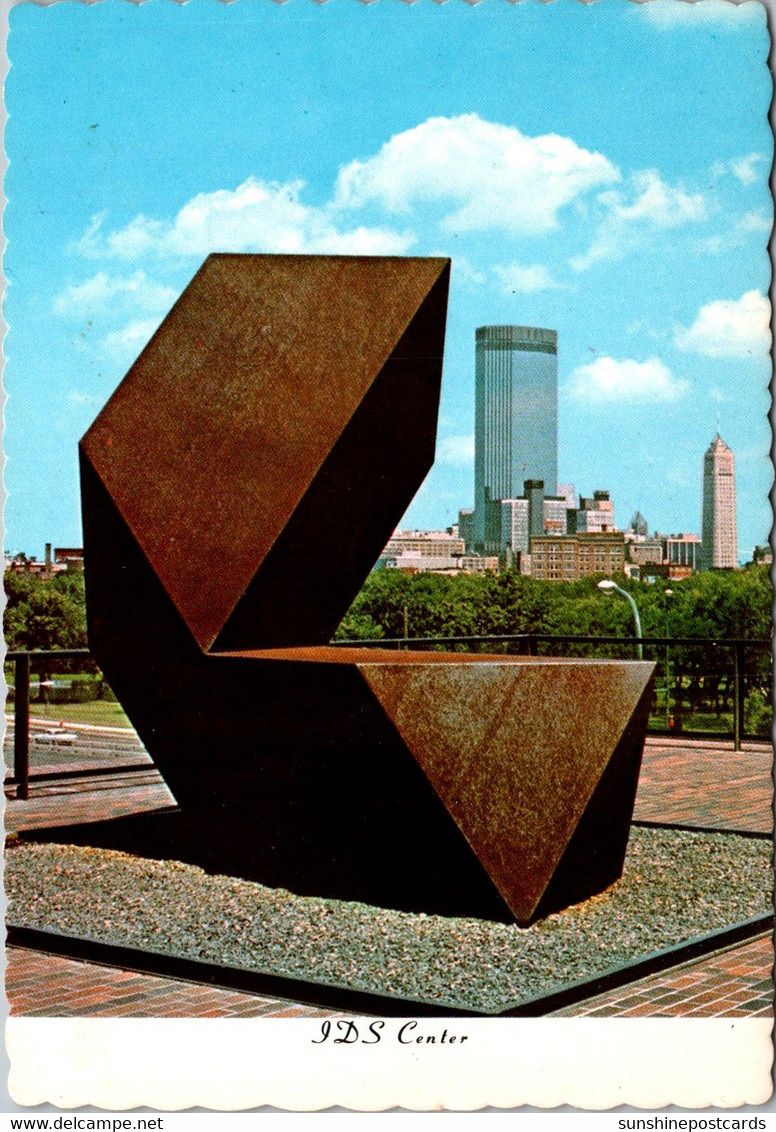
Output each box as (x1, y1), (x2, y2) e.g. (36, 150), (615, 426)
(18, 810), (520, 923)
(20, 810), (229, 872)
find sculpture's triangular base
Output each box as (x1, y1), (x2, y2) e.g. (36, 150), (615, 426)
(360, 661), (654, 923)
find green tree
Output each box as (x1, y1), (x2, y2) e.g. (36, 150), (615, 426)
(335, 566), (772, 651)
(4, 569), (87, 651)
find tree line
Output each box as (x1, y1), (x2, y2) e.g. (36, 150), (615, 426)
(334, 564), (772, 644)
(4, 562), (771, 652)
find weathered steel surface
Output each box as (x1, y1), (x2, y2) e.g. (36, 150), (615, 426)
(81, 254), (450, 651)
(81, 253), (654, 925)
(361, 659), (653, 924)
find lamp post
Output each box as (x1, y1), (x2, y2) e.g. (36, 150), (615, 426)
(597, 579), (643, 660)
(664, 588), (673, 729)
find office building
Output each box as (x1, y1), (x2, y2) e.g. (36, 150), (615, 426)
(557, 484), (577, 510)
(624, 531), (701, 581)
(54, 547), (85, 572)
(457, 509), (475, 552)
(571, 491), (615, 533)
(531, 532), (626, 582)
(629, 511), (649, 539)
(474, 325), (558, 550)
(494, 481), (612, 573)
(498, 482), (567, 560)
(665, 533), (701, 578)
(377, 529), (498, 575)
(4, 543), (78, 578)
(379, 530), (465, 562)
(627, 539), (665, 569)
(699, 434), (738, 570)
(543, 494), (572, 535)
(500, 497), (530, 559)
(384, 551), (499, 575)
(524, 479), (547, 540)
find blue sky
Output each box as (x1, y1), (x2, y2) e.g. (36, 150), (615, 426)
(5, 0), (772, 562)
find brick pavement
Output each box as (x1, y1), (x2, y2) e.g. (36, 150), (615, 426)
(634, 737), (773, 834)
(552, 935), (773, 1018)
(4, 717), (176, 834)
(6, 735), (771, 839)
(5, 734), (773, 1019)
(5, 946), (335, 1018)
(4, 773), (176, 835)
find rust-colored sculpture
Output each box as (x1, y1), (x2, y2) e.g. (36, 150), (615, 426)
(81, 253), (653, 925)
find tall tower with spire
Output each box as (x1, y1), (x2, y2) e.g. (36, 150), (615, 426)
(700, 433), (738, 570)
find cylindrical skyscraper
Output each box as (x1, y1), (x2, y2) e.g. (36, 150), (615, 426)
(473, 325), (558, 551)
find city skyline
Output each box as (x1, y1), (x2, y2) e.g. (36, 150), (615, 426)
(4, 2), (771, 563)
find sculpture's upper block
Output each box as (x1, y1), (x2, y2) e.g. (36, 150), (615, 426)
(80, 254), (450, 652)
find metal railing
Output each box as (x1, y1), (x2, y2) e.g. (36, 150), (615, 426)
(5, 637), (772, 799)
(6, 648), (91, 800)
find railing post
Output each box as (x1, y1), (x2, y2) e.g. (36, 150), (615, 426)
(732, 641), (742, 751)
(14, 653), (30, 800)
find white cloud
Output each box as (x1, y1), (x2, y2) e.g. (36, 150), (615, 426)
(711, 153), (764, 186)
(708, 385), (734, 404)
(674, 290), (772, 358)
(436, 434), (475, 466)
(54, 271), (179, 316)
(74, 177), (415, 261)
(571, 169), (706, 271)
(695, 235), (725, 254)
(493, 262), (562, 294)
(730, 153), (763, 186)
(625, 318), (669, 343)
(567, 356), (689, 403)
(640, 1), (763, 30)
(450, 256), (486, 287)
(695, 208), (771, 254)
(333, 114), (619, 235)
(610, 170), (706, 226)
(102, 318), (163, 360)
(739, 209), (772, 232)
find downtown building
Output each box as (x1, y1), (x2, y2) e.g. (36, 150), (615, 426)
(530, 530), (626, 582)
(495, 481), (622, 579)
(473, 325), (558, 552)
(623, 513), (701, 581)
(699, 433), (738, 570)
(625, 531), (701, 581)
(377, 529), (499, 575)
(379, 530), (466, 561)
(569, 491), (615, 533)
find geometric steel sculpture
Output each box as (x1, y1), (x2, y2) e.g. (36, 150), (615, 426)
(80, 254), (654, 925)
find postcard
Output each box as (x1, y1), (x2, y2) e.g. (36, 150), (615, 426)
(3, 0), (773, 1114)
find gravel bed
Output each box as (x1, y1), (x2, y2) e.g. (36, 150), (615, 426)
(6, 828), (771, 1013)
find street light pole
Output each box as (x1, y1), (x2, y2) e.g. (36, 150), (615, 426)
(664, 588), (673, 729)
(597, 579), (643, 660)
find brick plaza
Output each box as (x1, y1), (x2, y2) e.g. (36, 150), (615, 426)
(5, 731), (773, 1019)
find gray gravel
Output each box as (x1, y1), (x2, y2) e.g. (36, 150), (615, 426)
(6, 827), (771, 1013)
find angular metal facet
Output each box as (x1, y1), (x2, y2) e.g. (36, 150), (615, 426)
(82, 254), (450, 651)
(81, 253), (654, 925)
(360, 658), (653, 923)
